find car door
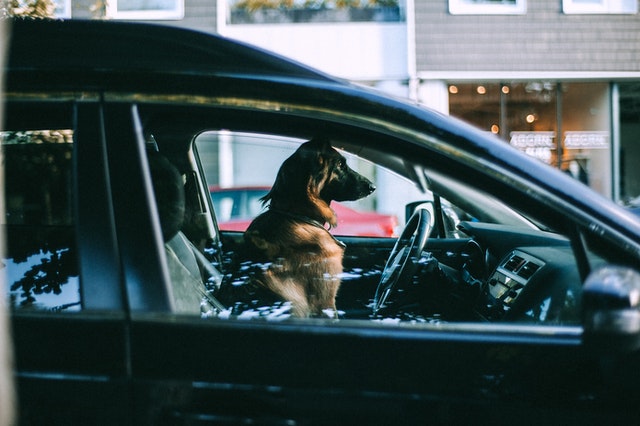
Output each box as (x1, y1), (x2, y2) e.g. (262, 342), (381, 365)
(129, 309), (639, 424)
(105, 101), (640, 425)
(4, 98), (131, 424)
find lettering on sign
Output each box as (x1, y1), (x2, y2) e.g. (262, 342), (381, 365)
(509, 132), (556, 148)
(564, 131), (609, 150)
(509, 132), (556, 163)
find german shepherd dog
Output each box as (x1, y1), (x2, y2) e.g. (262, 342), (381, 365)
(230, 138), (375, 317)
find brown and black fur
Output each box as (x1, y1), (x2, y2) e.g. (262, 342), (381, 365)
(233, 138), (375, 317)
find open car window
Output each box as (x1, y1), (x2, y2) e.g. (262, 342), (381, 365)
(135, 99), (628, 327)
(195, 131), (536, 238)
(196, 131), (474, 238)
(187, 130), (582, 324)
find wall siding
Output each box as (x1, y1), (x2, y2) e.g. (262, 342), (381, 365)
(414, 0), (640, 72)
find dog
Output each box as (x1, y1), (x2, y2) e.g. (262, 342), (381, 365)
(232, 138), (375, 317)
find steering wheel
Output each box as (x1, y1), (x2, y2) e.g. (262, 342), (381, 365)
(373, 208), (432, 314)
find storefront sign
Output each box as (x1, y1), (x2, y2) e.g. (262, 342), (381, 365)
(509, 131), (556, 163)
(564, 131), (609, 150)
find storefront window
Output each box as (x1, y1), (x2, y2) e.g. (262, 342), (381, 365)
(449, 81), (611, 197)
(505, 82), (558, 165)
(447, 83), (501, 135)
(619, 82), (640, 203)
(561, 83), (611, 197)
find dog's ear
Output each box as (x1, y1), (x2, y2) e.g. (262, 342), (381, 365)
(263, 139), (327, 205)
(303, 138), (333, 157)
(302, 138), (339, 172)
(300, 139), (333, 192)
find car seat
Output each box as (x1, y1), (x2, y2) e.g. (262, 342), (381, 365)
(148, 151), (223, 316)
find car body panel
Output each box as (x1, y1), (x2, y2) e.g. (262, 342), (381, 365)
(128, 315), (639, 424)
(12, 313), (130, 424)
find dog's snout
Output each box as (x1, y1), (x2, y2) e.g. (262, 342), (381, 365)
(366, 181), (376, 194)
(355, 178), (375, 198)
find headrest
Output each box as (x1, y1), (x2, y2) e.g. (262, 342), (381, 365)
(148, 151), (185, 242)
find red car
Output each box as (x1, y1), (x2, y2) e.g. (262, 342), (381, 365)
(210, 186), (397, 237)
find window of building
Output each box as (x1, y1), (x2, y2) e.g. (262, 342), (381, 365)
(448, 0), (526, 15)
(53, 0), (71, 18)
(619, 82), (640, 204)
(449, 81), (612, 197)
(107, 0), (184, 20)
(562, 0), (637, 14)
(447, 83), (502, 136)
(226, 0), (403, 25)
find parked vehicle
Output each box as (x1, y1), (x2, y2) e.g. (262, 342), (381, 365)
(4, 18), (640, 424)
(210, 186), (398, 236)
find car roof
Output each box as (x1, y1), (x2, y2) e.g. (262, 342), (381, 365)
(5, 18), (337, 82)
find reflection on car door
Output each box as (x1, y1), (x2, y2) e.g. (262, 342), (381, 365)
(6, 100), (130, 424)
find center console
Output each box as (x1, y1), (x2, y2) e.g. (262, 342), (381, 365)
(478, 250), (545, 320)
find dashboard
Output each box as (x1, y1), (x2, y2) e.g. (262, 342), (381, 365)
(458, 222), (583, 324)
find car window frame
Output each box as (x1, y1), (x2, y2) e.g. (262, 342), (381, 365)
(115, 89), (640, 326)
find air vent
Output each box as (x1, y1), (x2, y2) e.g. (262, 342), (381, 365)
(503, 255), (525, 273)
(518, 262), (540, 279)
(500, 251), (543, 283)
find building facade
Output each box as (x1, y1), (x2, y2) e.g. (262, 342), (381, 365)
(61, 0), (640, 203)
(413, 0), (640, 202)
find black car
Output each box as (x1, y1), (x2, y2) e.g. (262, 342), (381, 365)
(4, 18), (640, 425)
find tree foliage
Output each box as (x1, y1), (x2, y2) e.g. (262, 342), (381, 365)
(0, 0), (56, 18)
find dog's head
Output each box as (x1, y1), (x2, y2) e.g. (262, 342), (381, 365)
(263, 138), (375, 226)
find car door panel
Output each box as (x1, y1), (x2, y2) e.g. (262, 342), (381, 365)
(12, 314), (130, 424)
(127, 316), (640, 424)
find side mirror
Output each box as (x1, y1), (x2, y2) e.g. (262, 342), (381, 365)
(583, 266), (640, 353)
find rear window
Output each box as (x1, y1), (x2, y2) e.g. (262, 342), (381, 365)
(2, 130), (80, 311)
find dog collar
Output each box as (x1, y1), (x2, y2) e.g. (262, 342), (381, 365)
(269, 208), (347, 249)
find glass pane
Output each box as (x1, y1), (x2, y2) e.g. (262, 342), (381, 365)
(227, 0), (403, 25)
(448, 83), (502, 135)
(505, 81), (558, 165)
(449, 0), (526, 14)
(111, 0), (184, 19)
(619, 82), (640, 205)
(561, 82), (611, 197)
(2, 130), (80, 311)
